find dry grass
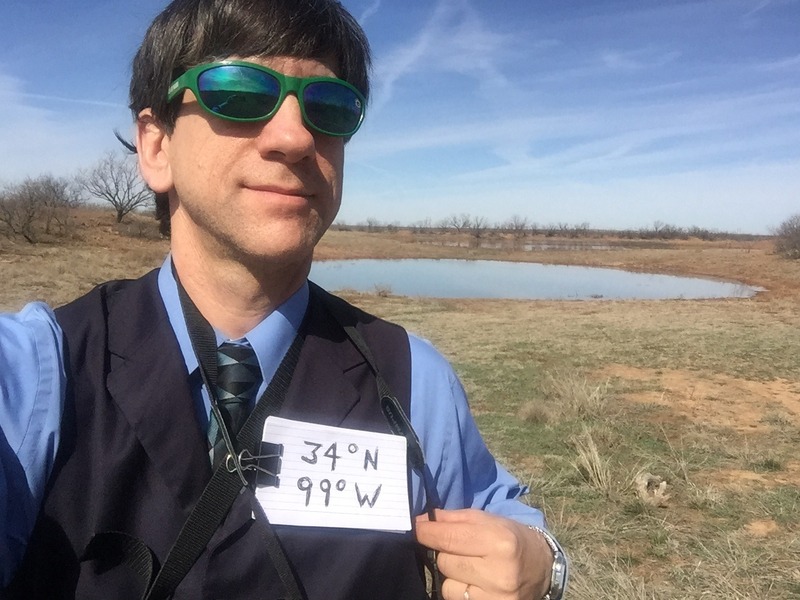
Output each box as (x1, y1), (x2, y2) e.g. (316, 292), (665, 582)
(518, 370), (611, 423)
(3, 208), (800, 598)
(0, 209), (167, 309)
(571, 429), (614, 497)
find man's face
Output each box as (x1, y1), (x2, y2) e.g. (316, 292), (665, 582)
(141, 56), (345, 274)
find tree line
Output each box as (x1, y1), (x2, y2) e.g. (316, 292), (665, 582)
(339, 214), (756, 243)
(336, 213), (800, 259)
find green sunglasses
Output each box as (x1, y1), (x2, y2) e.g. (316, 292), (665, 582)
(167, 60), (366, 137)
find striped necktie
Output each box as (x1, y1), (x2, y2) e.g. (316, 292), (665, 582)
(208, 341), (262, 468)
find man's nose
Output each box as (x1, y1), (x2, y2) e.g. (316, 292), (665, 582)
(254, 93), (316, 162)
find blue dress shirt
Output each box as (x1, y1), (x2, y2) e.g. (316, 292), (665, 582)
(0, 258), (545, 586)
(0, 302), (65, 584)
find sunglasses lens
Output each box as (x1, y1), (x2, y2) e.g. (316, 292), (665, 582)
(197, 65), (281, 120)
(303, 81), (364, 135)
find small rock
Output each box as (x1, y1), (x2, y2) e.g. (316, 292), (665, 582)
(634, 472), (670, 507)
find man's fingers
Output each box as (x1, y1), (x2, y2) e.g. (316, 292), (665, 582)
(435, 550), (482, 581)
(441, 578), (480, 600)
(416, 508), (486, 524)
(416, 511), (550, 599)
(415, 509), (519, 557)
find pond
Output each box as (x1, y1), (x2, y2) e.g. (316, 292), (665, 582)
(309, 259), (763, 300)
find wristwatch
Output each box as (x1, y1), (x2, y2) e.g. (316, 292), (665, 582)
(529, 526), (568, 600)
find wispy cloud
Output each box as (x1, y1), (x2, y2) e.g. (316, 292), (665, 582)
(740, 0), (800, 27)
(599, 48), (682, 72)
(357, 0), (382, 26)
(754, 53), (800, 71)
(1, 91), (127, 110)
(744, 0), (774, 17)
(358, 0), (800, 190)
(0, 70), (128, 181)
(355, 78), (800, 187)
(600, 50), (644, 71)
(370, 0), (512, 111)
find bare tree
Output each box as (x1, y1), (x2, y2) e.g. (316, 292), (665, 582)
(505, 214), (529, 239)
(446, 214), (461, 232)
(470, 216), (489, 240)
(81, 152), (152, 222)
(409, 217), (432, 233)
(0, 181), (40, 243)
(0, 175), (80, 243)
(642, 220), (686, 240)
(37, 175), (82, 235)
(570, 222), (590, 239)
(774, 213), (800, 259)
(447, 213), (472, 233)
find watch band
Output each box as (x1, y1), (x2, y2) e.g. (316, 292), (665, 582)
(528, 526), (567, 600)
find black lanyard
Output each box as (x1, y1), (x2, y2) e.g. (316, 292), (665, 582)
(146, 272), (308, 600)
(142, 273), (439, 600)
(313, 282), (443, 599)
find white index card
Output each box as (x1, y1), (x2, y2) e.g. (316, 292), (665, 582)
(255, 416), (411, 532)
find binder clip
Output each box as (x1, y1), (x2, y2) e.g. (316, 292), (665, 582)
(226, 442), (283, 488)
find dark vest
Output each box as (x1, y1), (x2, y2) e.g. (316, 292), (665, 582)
(7, 270), (428, 600)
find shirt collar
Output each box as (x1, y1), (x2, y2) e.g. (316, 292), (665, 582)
(157, 255), (309, 388)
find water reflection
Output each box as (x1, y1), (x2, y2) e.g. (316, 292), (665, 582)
(309, 259), (762, 300)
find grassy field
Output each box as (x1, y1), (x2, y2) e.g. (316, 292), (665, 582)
(3, 210), (799, 598)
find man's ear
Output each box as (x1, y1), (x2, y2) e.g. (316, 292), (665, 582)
(136, 109), (173, 194)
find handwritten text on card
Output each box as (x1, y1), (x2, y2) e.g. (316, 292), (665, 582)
(255, 416), (411, 532)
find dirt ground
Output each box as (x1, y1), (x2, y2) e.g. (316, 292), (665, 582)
(603, 364), (800, 490)
(603, 364), (800, 434)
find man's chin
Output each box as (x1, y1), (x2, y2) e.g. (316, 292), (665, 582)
(232, 236), (316, 274)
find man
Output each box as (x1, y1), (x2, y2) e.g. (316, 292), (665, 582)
(0, 0), (567, 598)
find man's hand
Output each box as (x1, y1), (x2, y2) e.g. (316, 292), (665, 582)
(415, 509), (553, 600)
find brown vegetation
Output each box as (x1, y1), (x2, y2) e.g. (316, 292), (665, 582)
(774, 213), (800, 259)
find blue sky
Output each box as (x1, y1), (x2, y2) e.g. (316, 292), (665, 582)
(1, 0), (798, 234)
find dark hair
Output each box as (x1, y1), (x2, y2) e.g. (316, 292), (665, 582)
(129, 0), (372, 236)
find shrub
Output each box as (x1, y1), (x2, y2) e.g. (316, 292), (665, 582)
(774, 214), (800, 259)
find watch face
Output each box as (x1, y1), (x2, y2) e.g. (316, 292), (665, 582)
(550, 553), (567, 599)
